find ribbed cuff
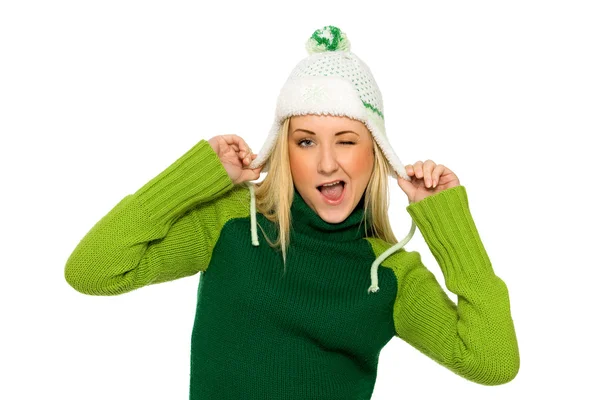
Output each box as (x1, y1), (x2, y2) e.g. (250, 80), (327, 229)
(133, 139), (234, 224)
(405, 185), (495, 292)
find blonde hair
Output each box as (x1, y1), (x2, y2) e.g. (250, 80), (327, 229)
(252, 117), (398, 274)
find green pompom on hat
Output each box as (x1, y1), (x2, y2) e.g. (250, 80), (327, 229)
(305, 25), (351, 54)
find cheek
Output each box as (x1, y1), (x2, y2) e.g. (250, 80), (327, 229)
(346, 147), (374, 177)
(288, 148), (310, 182)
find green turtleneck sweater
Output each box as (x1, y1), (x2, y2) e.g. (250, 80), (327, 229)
(65, 139), (519, 399)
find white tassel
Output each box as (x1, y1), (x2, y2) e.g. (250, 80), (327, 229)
(247, 182), (259, 246)
(367, 220), (416, 294)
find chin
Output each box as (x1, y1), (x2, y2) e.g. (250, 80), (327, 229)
(318, 210), (350, 224)
(315, 199), (355, 223)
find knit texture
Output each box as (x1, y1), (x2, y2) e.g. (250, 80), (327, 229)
(65, 140), (520, 398)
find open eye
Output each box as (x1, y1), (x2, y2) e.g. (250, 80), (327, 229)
(297, 139), (313, 147)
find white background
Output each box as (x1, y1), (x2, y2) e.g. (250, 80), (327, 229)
(1, 0), (598, 399)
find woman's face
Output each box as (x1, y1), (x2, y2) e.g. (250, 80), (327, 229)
(288, 114), (375, 223)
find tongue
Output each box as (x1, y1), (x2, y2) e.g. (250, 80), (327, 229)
(321, 183), (343, 200)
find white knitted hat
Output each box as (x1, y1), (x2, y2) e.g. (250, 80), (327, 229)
(246, 26), (417, 294)
(248, 25), (410, 181)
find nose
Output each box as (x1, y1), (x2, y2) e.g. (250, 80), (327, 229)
(317, 144), (339, 175)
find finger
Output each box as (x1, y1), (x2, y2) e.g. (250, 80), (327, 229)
(242, 150), (257, 165)
(233, 136), (252, 155)
(431, 163), (445, 188)
(241, 166), (262, 182)
(240, 144), (254, 161)
(221, 134), (252, 155)
(241, 154), (259, 168)
(219, 136), (240, 153)
(413, 161), (424, 179)
(423, 159), (436, 188)
(219, 134), (239, 150)
(405, 164), (414, 176)
(220, 134), (241, 143)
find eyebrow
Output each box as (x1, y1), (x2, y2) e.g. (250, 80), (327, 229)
(292, 129), (359, 136)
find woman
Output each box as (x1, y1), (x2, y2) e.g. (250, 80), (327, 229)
(65, 25), (519, 399)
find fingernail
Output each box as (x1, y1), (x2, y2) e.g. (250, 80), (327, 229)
(433, 180), (437, 188)
(426, 178), (431, 187)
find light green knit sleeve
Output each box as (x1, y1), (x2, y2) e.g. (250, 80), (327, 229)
(391, 185), (519, 385)
(64, 139), (250, 296)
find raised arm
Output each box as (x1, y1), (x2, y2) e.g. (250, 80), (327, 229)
(64, 139), (249, 296)
(391, 185), (519, 385)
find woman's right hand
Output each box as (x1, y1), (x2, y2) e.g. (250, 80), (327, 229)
(207, 135), (263, 184)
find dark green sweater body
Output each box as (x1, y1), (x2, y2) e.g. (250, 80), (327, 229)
(65, 139), (520, 399)
(190, 189), (397, 399)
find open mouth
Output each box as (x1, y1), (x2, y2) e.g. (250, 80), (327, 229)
(317, 180), (346, 203)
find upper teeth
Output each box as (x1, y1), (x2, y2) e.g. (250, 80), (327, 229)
(322, 181), (341, 187)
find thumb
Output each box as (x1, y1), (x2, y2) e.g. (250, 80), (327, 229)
(396, 176), (414, 198)
(240, 166), (262, 183)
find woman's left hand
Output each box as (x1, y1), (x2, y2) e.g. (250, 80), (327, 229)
(397, 160), (461, 204)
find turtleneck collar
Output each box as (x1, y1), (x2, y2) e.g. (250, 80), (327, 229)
(290, 187), (371, 242)
(247, 181), (417, 293)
